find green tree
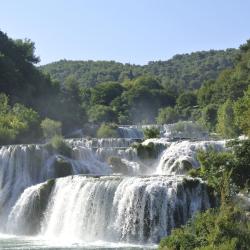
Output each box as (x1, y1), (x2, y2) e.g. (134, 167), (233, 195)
(96, 123), (118, 138)
(90, 82), (124, 106)
(234, 86), (250, 137)
(143, 127), (160, 139)
(156, 107), (179, 124)
(200, 104), (218, 131)
(41, 118), (62, 139)
(216, 100), (238, 138)
(87, 105), (116, 123)
(177, 92), (197, 109)
(0, 93), (10, 114)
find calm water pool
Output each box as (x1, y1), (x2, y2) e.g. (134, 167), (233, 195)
(0, 234), (157, 250)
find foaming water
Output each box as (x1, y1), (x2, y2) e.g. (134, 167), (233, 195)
(157, 140), (225, 174)
(0, 234), (156, 250)
(0, 129), (226, 248)
(6, 175), (211, 244)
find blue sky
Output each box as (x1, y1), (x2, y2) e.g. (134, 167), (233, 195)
(1, 0), (250, 65)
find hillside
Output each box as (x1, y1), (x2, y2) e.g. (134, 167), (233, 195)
(40, 49), (238, 91)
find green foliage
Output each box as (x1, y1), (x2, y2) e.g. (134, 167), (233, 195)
(41, 50), (237, 92)
(226, 139), (250, 189)
(177, 92), (197, 110)
(234, 86), (250, 137)
(197, 41), (250, 107)
(90, 82), (124, 105)
(49, 135), (72, 157)
(88, 105), (117, 124)
(190, 139), (250, 202)
(132, 142), (158, 159)
(159, 205), (250, 250)
(216, 100), (238, 138)
(0, 93), (40, 144)
(156, 107), (179, 124)
(122, 76), (175, 123)
(200, 104), (218, 131)
(41, 118), (62, 139)
(0, 31), (58, 115)
(96, 123), (119, 138)
(0, 93), (10, 114)
(195, 149), (236, 202)
(143, 127), (160, 139)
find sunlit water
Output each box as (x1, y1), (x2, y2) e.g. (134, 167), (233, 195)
(0, 234), (157, 250)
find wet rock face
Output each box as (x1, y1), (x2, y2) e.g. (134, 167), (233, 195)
(53, 156), (73, 178)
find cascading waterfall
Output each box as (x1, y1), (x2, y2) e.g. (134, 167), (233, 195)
(0, 130), (226, 247)
(0, 143), (111, 226)
(157, 140), (226, 174)
(6, 175), (212, 244)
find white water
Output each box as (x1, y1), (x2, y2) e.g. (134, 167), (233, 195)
(118, 121), (208, 140)
(0, 131), (226, 247)
(6, 175), (211, 244)
(157, 140), (225, 174)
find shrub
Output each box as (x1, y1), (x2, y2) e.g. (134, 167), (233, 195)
(41, 118), (62, 139)
(216, 99), (238, 138)
(87, 105), (117, 123)
(156, 107), (179, 124)
(143, 127), (160, 139)
(96, 123), (119, 138)
(50, 135), (71, 157)
(132, 142), (157, 159)
(159, 205), (250, 250)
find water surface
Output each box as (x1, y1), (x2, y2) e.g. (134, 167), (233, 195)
(0, 234), (157, 250)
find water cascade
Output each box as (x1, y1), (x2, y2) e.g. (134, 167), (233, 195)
(6, 175), (211, 244)
(0, 127), (226, 247)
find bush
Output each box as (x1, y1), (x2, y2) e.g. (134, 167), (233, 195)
(227, 139), (250, 189)
(96, 123), (119, 138)
(132, 142), (157, 159)
(143, 127), (160, 139)
(49, 135), (72, 157)
(200, 104), (218, 131)
(0, 95), (40, 144)
(41, 118), (62, 139)
(87, 105), (117, 123)
(156, 107), (179, 124)
(216, 99), (238, 138)
(159, 205), (250, 250)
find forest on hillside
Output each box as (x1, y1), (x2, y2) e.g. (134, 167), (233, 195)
(41, 49), (238, 91)
(0, 30), (249, 145)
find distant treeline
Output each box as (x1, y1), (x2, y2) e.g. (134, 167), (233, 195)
(0, 30), (249, 144)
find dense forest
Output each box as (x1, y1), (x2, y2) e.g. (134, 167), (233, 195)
(0, 30), (249, 145)
(41, 49), (238, 92)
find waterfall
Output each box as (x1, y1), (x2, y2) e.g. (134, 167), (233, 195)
(6, 175), (212, 244)
(0, 131), (226, 246)
(157, 140), (226, 174)
(0, 143), (111, 225)
(118, 126), (144, 139)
